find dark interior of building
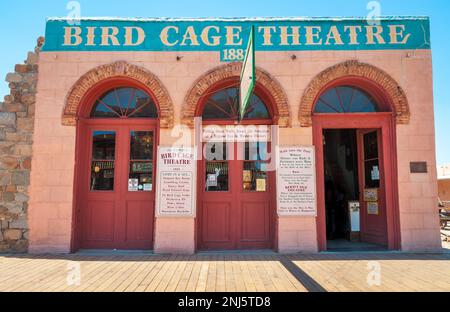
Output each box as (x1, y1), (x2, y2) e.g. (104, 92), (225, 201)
(323, 129), (360, 242)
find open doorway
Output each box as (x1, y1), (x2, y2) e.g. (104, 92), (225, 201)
(323, 129), (387, 251)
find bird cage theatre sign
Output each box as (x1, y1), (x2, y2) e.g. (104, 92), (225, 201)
(45, 18), (429, 58)
(12, 16), (442, 255)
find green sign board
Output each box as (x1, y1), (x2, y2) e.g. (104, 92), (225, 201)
(240, 26), (256, 120)
(42, 17), (431, 59)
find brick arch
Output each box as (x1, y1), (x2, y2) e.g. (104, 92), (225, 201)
(299, 60), (410, 127)
(62, 61), (174, 128)
(182, 62), (291, 128)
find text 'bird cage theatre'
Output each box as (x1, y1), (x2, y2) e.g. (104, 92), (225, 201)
(0, 16), (443, 254)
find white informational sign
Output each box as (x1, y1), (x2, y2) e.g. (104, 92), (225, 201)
(156, 147), (196, 217)
(277, 146), (317, 216)
(348, 201), (361, 232)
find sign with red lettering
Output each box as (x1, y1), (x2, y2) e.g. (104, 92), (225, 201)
(277, 146), (317, 216)
(156, 147), (196, 217)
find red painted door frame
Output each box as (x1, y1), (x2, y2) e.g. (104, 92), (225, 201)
(357, 129), (388, 246)
(313, 112), (401, 251)
(72, 118), (158, 251)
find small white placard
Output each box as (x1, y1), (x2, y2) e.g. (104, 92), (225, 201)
(128, 179), (139, 192)
(367, 202), (379, 215)
(371, 166), (380, 181)
(348, 201), (361, 232)
(207, 174), (218, 187)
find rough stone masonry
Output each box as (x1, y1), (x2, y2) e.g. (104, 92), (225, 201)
(0, 37), (43, 253)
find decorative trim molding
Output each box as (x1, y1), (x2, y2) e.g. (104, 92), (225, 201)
(182, 62), (291, 128)
(299, 60), (410, 127)
(62, 61), (174, 128)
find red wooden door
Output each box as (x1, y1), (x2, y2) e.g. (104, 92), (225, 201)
(313, 113), (400, 251)
(78, 121), (156, 250)
(357, 129), (388, 246)
(236, 142), (275, 250)
(199, 141), (274, 250)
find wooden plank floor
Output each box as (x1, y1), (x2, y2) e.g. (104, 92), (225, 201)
(0, 253), (449, 292)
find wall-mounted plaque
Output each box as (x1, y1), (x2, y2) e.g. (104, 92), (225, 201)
(410, 162), (428, 173)
(364, 188), (378, 202)
(156, 147), (196, 217)
(277, 146), (317, 216)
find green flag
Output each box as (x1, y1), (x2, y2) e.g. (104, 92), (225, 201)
(239, 26), (256, 121)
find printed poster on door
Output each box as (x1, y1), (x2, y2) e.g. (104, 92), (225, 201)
(277, 146), (317, 216)
(156, 147), (196, 217)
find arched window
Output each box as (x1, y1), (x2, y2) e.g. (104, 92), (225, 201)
(91, 87), (158, 118)
(314, 86), (380, 114)
(202, 87), (271, 120)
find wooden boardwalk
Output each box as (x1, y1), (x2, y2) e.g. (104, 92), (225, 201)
(0, 252), (449, 292)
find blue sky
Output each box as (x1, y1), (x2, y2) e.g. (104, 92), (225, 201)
(0, 0), (449, 165)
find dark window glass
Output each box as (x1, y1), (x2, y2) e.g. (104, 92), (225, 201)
(245, 142), (269, 161)
(202, 87), (270, 120)
(363, 131), (380, 188)
(129, 131), (154, 192)
(205, 162), (229, 192)
(314, 86), (380, 114)
(243, 161), (268, 192)
(91, 131), (116, 191)
(204, 142), (228, 161)
(205, 142), (229, 192)
(91, 87), (158, 119)
(243, 142), (270, 192)
(364, 131), (379, 160)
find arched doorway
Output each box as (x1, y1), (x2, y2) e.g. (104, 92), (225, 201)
(197, 78), (277, 251)
(311, 78), (401, 251)
(74, 79), (160, 250)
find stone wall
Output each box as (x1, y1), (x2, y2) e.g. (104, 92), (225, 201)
(0, 37), (43, 253)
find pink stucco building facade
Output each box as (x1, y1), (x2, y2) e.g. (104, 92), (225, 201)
(1, 17), (442, 254)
